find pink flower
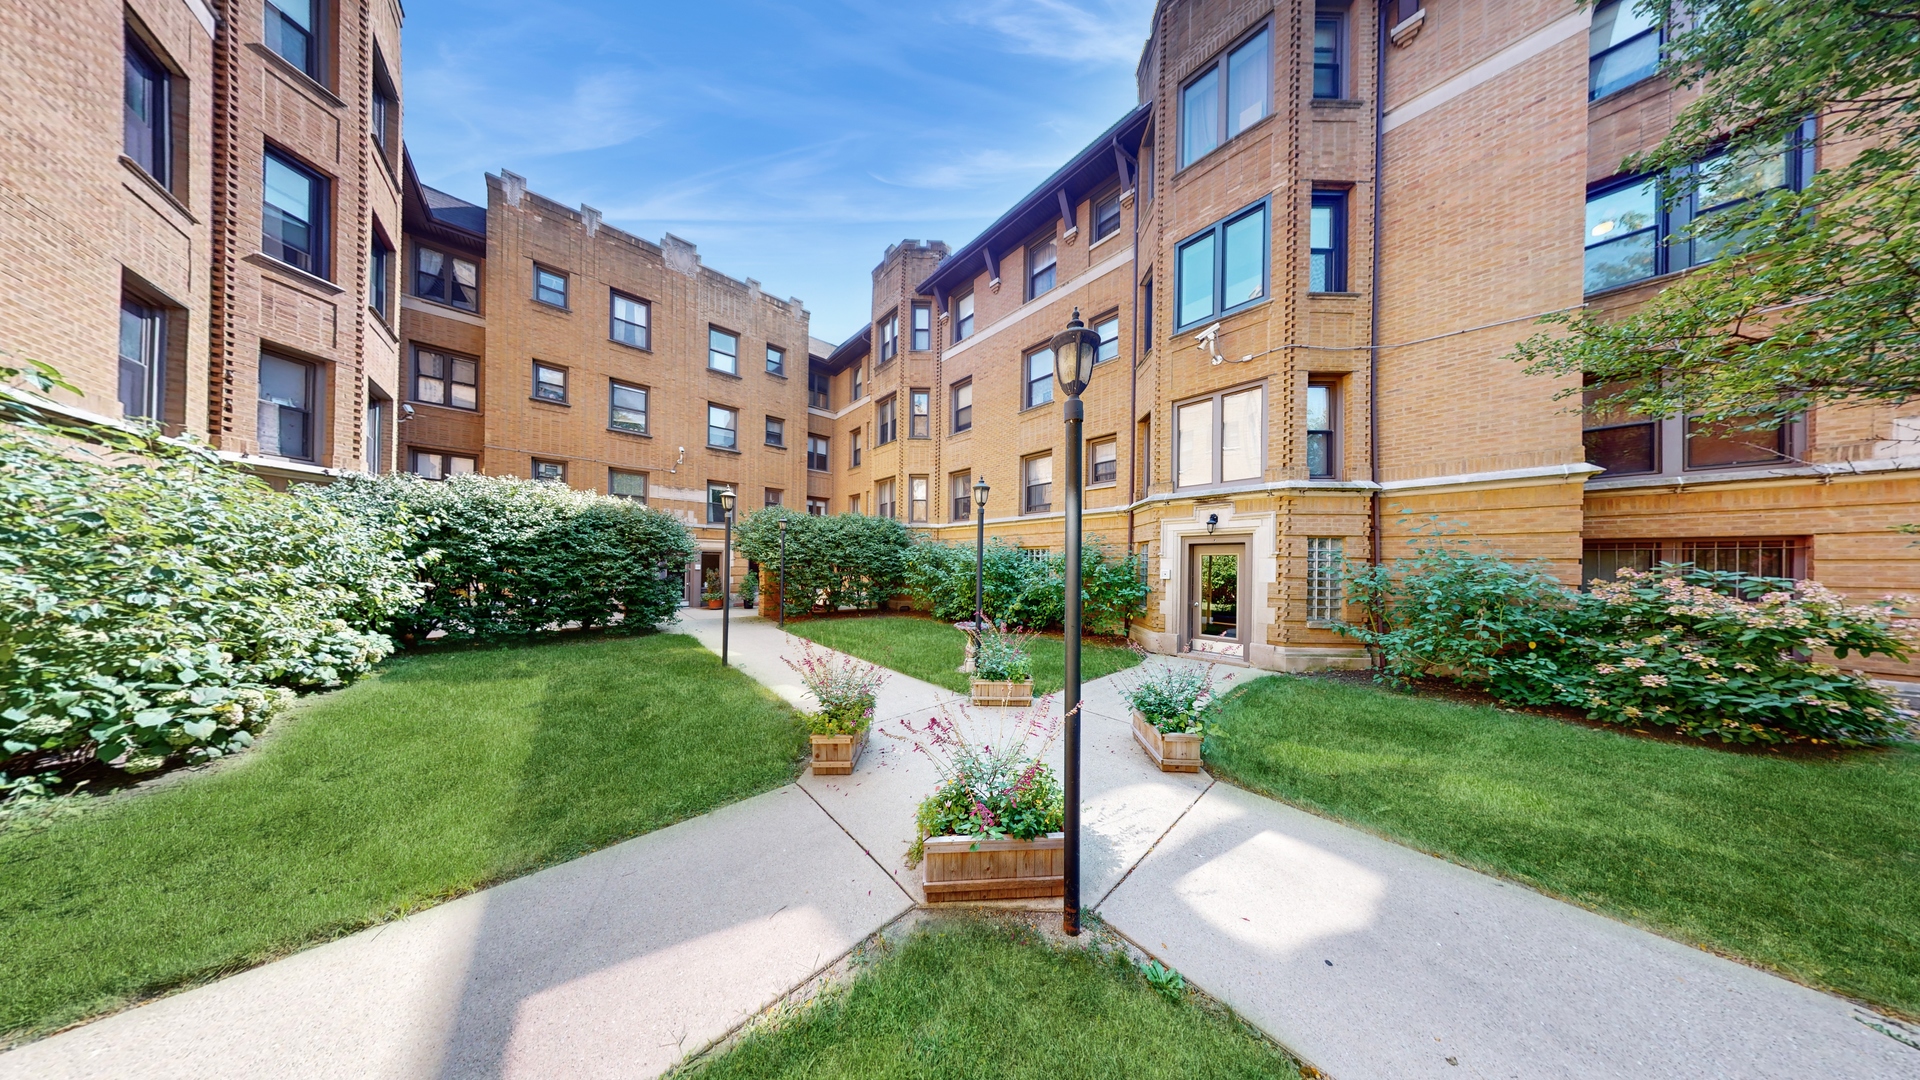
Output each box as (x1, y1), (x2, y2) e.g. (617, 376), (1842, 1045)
(1639, 673), (1668, 687)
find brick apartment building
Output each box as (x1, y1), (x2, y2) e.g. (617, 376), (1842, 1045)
(0, 0), (405, 480)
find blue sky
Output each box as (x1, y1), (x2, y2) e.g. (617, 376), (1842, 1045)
(402, 0), (1153, 343)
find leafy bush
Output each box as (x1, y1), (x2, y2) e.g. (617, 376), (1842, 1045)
(901, 538), (1147, 634)
(1122, 665), (1226, 735)
(973, 625), (1034, 683)
(319, 473), (695, 641)
(0, 415), (419, 773)
(733, 507), (911, 616)
(1341, 532), (1915, 745)
(784, 642), (886, 736)
(898, 707), (1064, 863)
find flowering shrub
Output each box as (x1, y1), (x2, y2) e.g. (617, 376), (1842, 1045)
(973, 624), (1034, 683)
(1122, 664), (1227, 735)
(896, 703), (1063, 864)
(784, 642), (887, 736)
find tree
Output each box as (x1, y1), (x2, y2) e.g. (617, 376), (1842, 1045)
(1511, 1), (1920, 431)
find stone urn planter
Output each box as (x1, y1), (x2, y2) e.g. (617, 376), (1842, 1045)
(970, 678), (1034, 707)
(808, 727), (867, 776)
(922, 832), (1065, 902)
(1131, 710), (1203, 773)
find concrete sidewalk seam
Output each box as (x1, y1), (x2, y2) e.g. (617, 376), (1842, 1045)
(796, 779), (919, 907)
(1090, 777), (1215, 913)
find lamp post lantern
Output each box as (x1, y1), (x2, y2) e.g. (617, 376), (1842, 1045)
(972, 478), (990, 624)
(778, 516), (788, 631)
(1049, 307), (1101, 937)
(719, 488), (736, 666)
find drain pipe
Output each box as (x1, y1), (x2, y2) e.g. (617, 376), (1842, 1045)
(1368, 3), (1387, 572)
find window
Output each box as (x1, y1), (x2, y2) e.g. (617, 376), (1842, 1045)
(413, 348), (477, 409)
(807, 498), (829, 516)
(610, 380), (648, 434)
(1176, 201), (1268, 329)
(370, 233), (392, 321)
(1686, 416), (1788, 469)
(1583, 129), (1811, 293)
(365, 398), (384, 473)
(1089, 438), (1117, 485)
(1095, 315), (1120, 363)
(1582, 379), (1655, 475)
(124, 31), (170, 187)
(410, 450), (475, 480)
(708, 483), (733, 523)
(370, 54), (396, 156)
(807, 434), (830, 471)
(851, 429), (862, 466)
(951, 379), (973, 432)
(878, 314), (898, 363)
(263, 150), (325, 275)
(954, 292), (975, 342)
(911, 303), (931, 351)
(909, 476), (928, 522)
(117, 296), (165, 420)
(1023, 455), (1053, 514)
(1176, 384), (1264, 488)
(611, 292), (650, 348)
(1181, 26), (1270, 167)
(532, 361), (567, 403)
(877, 479), (897, 520)
(877, 395), (897, 444)
(1306, 537), (1344, 623)
(1306, 381), (1337, 478)
(1313, 16), (1344, 99)
(848, 495), (861, 514)
(765, 415), (785, 447)
(1583, 538), (1804, 585)
(533, 266), (568, 308)
(910, 389), (930, 438)
(264, 0), (318, 78)
(851, 361), (864, 401)
(950, 472), (973, 521)
(765, 488), (783, 508)
(1093, 191), (1122, 243)
(609, 469), (647, 501)
(766, 344), (785, 376)
(532, 458), (566, 483)
(1310, 192), (1347, 292)
(1141, 276), (1153, 347)
(708, 327), (739, 374)
(707, 403), (738, 449)
(1589, 0), (1660, 101)
(1026, 236), (1057, 300)
(809, 369), (830, 409)
(414, 246), (477, 310)
(1024, 347), (1054, 409)
(1583, 379), (1794, 476)
(258, 353), (314, 460)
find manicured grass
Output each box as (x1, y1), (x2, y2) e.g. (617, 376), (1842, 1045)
(1207, 674), (1920, 1017)
(0, 633), (806, 1041)
(680, 918), (1297, 1079)
(785, 614), (1142, 695)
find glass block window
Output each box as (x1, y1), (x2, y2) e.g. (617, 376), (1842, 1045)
(1306, 537), (1344, 623)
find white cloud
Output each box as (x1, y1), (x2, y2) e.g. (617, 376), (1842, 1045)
(949, 0), (1154, 64)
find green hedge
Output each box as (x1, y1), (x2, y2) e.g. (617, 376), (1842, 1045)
(901, 539), (1147, 635)
(318, 474), (695, 641)
(734, 507), (912, 616)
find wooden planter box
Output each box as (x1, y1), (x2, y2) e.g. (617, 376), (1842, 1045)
(970, 678), (1034, 707)
(923, 833), (1065, 902)
(1132, 710), (1203, 773)
(809, 728), (867, 776)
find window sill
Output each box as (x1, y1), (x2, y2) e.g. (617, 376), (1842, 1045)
(246, 42), (345, 108)
(1087, 481), (1117, 490)
(608, 426), (651, 438)
(1308, 291), (1362, 300)
(1089, 229), (1123, 251)
(529, 396), (570, 407)
(532, 300), (571, 313)
(950, 427), (972, 437)
(245, 252), (343, 295)
(707, 368), (743, 380)
(1172, 111), (1278, 181)
(1310, 98), (1367, 110)
(1175, 294), (1272, 338)
(610, 338), (653, 353)
(408, 399), (479, 414)
(707, 445), (742, 455)
(118, 156), (196, 222)
(764, 443), (787, 451)
(765, 371), (788, 380)
(406, 295), (482, 318)
(1584, 269), (1686, 302)
(1020, 401), (1057, 415)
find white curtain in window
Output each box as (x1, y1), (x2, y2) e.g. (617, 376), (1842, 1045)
(1177, 400), (1212, 488)
(1220, 388), (1261, 482)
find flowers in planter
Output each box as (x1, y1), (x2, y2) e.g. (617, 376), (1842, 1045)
(895, 703), (1063, 864)
(784, 642), (886, 736)
(973, 623), (1035, 683)
(1123, 664), (1228, 735)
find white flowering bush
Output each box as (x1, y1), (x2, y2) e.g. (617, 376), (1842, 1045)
(1122, 664), (1229, 735)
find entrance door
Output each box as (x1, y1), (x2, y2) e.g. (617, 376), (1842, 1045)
(1188, 543), (1246, 657)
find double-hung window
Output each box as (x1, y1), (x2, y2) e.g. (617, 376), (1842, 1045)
(1176, 200), (1269, 329)
(808, 370), (830, 409)
(765, 488), (783, 507)
(532, 361), (567, 403)
(1023, 454), (1053, 514)
(708, 327), (739, 374)
(707, 483), (732, 523)
(851, 429), (862, 466)
(263, 150), (326, 275)
(950, 473), (972, 521)
(415, 246), (478, 310)
(1589, 0), (1660, 101)
(1584, 378), (1790, 476)
(851, 361), (864, 401)
(1093, 191), (1122, 242)
(609, 469), (647, 502)
(611, 292), (650, 348)
(908, 476), (928, 523)
(911, 303), (931, 351)
(258, 353), (314, 460)
(370, 233), (392, 321)
(807, 435), (830, 471)
(609, 380), (648, 434)
(1095, 315), (1120, 363)
(118, 296), (165, 420)
(876, 479), (896, 520)
(1313, 16), (1344, 99)
(414, 348), (477, 409)
(1026, 236), (1057, 300)
(951, 379), (972, 432)
(410, 451), (475, 480)
(534, 266), (568, 307)
(124, 31), (171, 187)
(1176, 384), (1264, 489)
(1024, 347), (1054, 409)
(264, 0), (318, 79)
(1310, 192), (1348, 292)
(532, 459), (566, 483)
(707, 403), (738, 450)
(953, 292), (975, 342)
(765, 415), (785, 447)
(1306, 381), (1337, 478)
(766, 344), (785, 376)
(1089, 438), (1117, 485)
(371, 54), (396, 157)
(807, 498), (829, 516)
(877, 395), (897, 445)
(909, 389), (930, 438)
(878, 314), (898, 363)
(1180, 25), (1270, 167)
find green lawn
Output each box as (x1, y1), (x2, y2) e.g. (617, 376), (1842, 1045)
(1207, 674), (1920, 1017)
(678, 918), (1297, 1079)
(784, 614), (1142, 695)
(0, 633), (806, 1041)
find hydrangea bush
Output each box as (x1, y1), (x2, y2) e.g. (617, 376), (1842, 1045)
(784, 642), (887, 736)
(897, 704), (1064, 864)
(1122, 664), (1228, 735)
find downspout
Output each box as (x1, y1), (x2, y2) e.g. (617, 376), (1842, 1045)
(1367, 0), (1389, 673)
(1125, 131), (1142, 637)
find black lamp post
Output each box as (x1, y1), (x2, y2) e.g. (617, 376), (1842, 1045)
(778, 516), (788, 631)
(719, 487), (736, 666)
(972, 478), (990, 624)
(1049, 307), (1100, 937)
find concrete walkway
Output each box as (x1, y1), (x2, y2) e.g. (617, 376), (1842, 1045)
(5, 609), (1916, 1079)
